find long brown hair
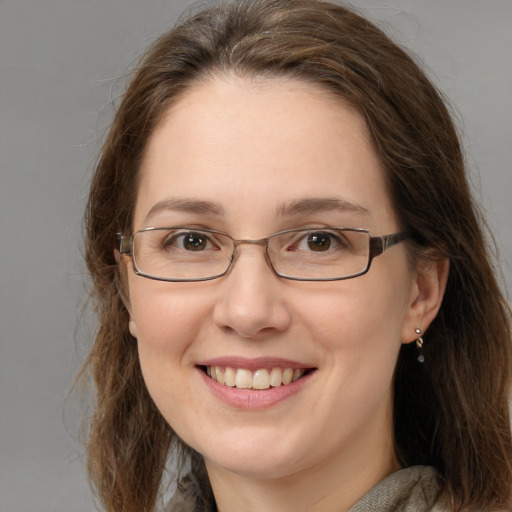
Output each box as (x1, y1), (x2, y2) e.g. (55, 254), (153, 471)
(81, 1), (512, 510)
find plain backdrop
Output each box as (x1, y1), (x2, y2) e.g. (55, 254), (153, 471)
(1, 1), (511, 511)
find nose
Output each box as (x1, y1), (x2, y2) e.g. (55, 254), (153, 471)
(212, 244), (292, 338)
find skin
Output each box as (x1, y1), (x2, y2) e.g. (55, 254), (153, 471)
(125, 75), (448, 512)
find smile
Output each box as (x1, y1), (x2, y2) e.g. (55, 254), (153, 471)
(204, 366), (311, 390)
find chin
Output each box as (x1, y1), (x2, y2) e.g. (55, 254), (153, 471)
(199, 435), (307, 480)
(207, 454), (300, 480)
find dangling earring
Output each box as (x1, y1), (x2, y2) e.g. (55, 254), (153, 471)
(415, 328), (425, 363)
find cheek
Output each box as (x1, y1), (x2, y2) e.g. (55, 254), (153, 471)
(127, 283), (215, 432)
(303, 280), (407, 348)
(129, 278), (206, 343)
(127, 279), (211, 386)
(299, 270), (411, 393)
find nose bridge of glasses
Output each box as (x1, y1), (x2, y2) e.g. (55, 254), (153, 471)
(232, 237), (268, 248)
(229, 237), (275, 272)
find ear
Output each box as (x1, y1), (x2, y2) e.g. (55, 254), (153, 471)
(401, 257), (449, 344)
(114, 248), (138, 339)
(129, 318), (138, 339)
(125, 295), (138, 339)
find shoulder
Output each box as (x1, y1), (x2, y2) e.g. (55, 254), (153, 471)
(349, 466), (447, 512)
(163, 471), (214, 512)
(162, 472), (201, 512)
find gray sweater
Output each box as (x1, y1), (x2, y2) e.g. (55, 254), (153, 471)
(164, 465), (447, 511)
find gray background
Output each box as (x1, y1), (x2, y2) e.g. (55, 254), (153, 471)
(1, 1), (510, 511)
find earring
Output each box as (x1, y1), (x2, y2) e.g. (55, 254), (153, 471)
(415, 328), (425, 363)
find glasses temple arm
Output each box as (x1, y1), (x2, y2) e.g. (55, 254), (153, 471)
(117, 233), (132, 255)
(369, 232), (410, 257)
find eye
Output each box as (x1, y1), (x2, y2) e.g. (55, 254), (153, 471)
(163, 231), (213, 251)
(306, 232), (333, 251)
(292, 230), (349, 252)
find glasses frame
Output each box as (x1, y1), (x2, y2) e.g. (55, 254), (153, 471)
(117, 227), (410, 282)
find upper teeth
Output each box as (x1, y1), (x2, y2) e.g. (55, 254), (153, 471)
(206, 366), (306, 390)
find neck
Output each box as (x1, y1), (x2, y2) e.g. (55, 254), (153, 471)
(205, 426), (400, 512)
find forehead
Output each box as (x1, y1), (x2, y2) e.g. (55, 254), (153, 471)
(134, 75), (396, 232)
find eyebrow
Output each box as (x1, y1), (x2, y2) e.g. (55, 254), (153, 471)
(144, 196), (370, 224)
(276, 197), (371, 218)
(144, 198), (224, 222)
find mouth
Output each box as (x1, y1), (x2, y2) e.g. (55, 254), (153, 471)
(201, 365), (314, 390)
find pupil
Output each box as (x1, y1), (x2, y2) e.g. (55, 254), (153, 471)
(308, 233), (331, 251)
(184, 233), (206, 251)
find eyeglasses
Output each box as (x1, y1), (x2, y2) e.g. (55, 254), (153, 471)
(117, 227), (410, 282)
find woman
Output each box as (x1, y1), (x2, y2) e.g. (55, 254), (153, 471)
(81, 1), (512, 510)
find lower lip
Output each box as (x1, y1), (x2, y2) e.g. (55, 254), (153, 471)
(198, 368), (315, 409)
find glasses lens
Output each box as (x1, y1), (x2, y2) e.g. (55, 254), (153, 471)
(268, 228), (370, 280)
(133, 228), (233, 281)
(131, 227), (371, 281)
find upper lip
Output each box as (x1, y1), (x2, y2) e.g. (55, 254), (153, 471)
(197, 356), (314, 371)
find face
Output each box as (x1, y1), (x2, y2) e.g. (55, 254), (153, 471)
(126, 76), (420, 482)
